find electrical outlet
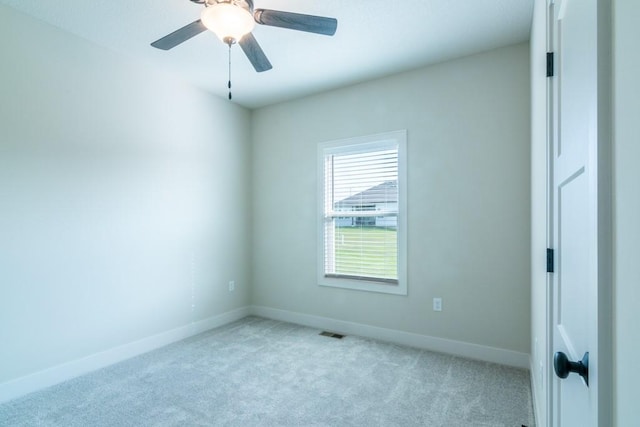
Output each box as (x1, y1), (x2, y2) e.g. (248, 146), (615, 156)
(433, 297), (442, 311)
(228, 280), (235, 292)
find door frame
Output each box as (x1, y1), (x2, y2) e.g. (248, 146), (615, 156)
(544, 0), (613, 425)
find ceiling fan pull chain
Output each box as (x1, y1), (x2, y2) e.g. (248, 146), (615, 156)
(228, 42), (233, 100)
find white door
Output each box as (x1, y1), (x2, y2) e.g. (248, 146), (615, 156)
(549, 0), (603, 425)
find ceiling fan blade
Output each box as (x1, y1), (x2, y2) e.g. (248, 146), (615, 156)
(239, 33), (273, 73)
(151, 20), (207, 50)
(254, 9), (337, 36)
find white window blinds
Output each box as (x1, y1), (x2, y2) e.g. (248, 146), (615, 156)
(322, 141), (399, 283)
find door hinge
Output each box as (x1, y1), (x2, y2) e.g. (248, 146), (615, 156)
(546, 52), (554, 77)
(547, 248), (554, 273)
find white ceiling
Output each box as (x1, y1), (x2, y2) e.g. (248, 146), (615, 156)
(1, 0), (533, 109)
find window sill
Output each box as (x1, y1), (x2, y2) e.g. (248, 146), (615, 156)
(318, 275), (407, 295)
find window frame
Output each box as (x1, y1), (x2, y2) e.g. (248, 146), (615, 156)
(317, 130), (408, 295)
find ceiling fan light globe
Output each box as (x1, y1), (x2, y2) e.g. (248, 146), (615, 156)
(201, 3), (255, 43)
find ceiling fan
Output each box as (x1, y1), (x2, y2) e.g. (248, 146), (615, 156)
(151, 0), (338, 73)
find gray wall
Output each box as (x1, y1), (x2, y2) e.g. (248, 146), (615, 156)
(0, 5), (252, 384)
(613, 1), (640, 424)
(251, 43), (531, 353)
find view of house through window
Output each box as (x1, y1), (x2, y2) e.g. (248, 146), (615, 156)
(318, 131), (407, 295)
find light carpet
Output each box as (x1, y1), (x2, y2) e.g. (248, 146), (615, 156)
(0, 316), (535, 426)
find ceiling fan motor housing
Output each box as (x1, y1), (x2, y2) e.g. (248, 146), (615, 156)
(205, 0), (254, 14)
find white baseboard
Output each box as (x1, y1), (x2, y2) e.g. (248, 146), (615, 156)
(529, 356), (544, 426)
(250, 305), (530, 369)
(0, 306), (251, 404)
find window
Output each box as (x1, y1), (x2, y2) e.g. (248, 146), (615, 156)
(317, 130), (407, 295)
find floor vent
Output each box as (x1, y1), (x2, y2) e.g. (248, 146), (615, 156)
(319, 331), (345, 339)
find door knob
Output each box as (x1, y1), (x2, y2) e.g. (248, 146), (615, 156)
(554, 351), (589, 386)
